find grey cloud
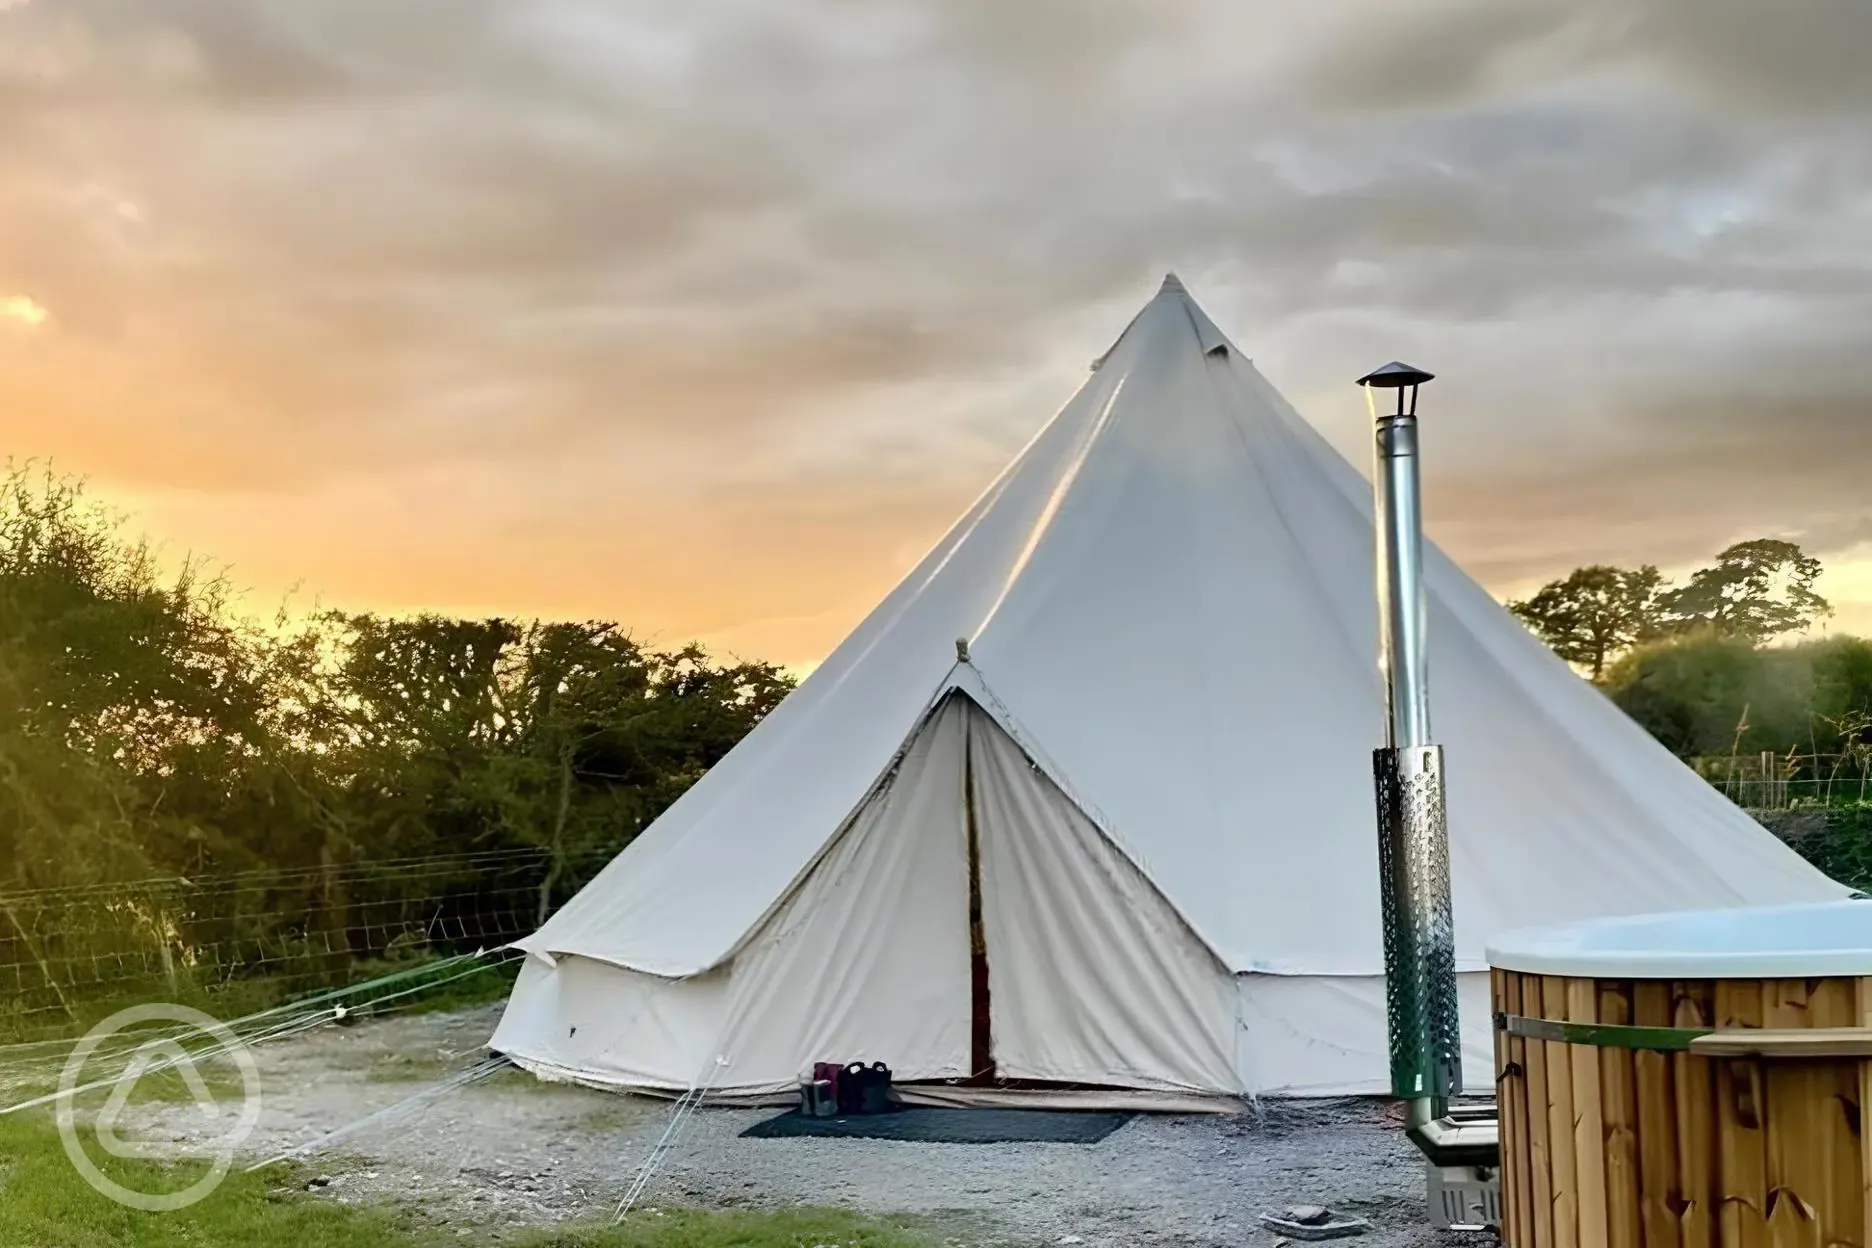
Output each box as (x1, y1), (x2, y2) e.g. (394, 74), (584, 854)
(1431, 375), (1872, 586)
(1289, 3), (1590, 113)
(1294, 0), (1872, 116)
(0, 0), (1869, 631)
(1798, 516), (1872, 557)
(1628, 0), (1872, 113)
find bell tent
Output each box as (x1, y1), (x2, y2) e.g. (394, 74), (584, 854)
(490, 275), (1842, 1106)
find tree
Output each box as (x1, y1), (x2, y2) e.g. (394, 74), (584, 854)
(0, 465), (265, 891)
(0, 464), (801, 1018)
(1658, 539), (1830, 643)
(1509, 564), (1665, 680)
(493, 630), (793, 922)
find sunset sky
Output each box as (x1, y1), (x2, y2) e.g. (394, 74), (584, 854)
(3, 0), (1870, 670)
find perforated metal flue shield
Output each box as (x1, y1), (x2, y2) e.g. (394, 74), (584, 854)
(1373, 745), (1463, 1100)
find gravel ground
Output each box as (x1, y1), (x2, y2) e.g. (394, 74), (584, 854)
(116, 1005), (1468, 1248)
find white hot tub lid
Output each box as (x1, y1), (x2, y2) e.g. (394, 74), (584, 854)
(1487, 898), (1872, 979)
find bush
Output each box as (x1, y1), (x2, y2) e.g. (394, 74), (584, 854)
(1758, 805), (1872, 892)
(1603, 633), (1872, 759)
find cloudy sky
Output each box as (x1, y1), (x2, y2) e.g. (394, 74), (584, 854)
(3, 0), (1870, 667)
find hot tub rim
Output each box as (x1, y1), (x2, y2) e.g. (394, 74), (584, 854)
(1486, 897), (1872, 980)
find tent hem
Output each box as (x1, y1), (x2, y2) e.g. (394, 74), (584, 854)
(501, 1053), (1246, 1114)
(513, 947), (1495, 981)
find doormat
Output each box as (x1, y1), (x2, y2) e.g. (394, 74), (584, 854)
(741, 1106), (1132, 1145)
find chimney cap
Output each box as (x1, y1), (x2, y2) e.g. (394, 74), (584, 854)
(1357, 361), (1434, 389)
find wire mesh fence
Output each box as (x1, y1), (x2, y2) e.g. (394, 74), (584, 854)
(0, 846), (609, 1033)
(1693, 751), (1872, 811)
(23, 749), (1850, 1028)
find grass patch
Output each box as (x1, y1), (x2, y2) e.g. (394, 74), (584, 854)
(0, 951), (519, 1051)
(0, 975), (287, 1050)
(0, 953), (514, 1111)
(361, 1054), (459, 1084)
(577, 1100), (659, 1133)
(0, 1112), (424, 1247)
(401, 958), (519, 1015)
(94, 1061), (248, 1105)
(525, 1209), (940, 1246)
(0, 1113), (945, 1247)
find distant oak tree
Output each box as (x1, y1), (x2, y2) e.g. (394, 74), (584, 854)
(1509, 564), (1666, 680)
(1657, 538), (1830, 644)
(1510, 539), (1831, 679)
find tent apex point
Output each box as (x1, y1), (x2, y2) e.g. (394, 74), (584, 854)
(1159, 271), (1187, 294)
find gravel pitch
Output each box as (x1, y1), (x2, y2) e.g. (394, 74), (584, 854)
(120, 1004), (1468, 1248)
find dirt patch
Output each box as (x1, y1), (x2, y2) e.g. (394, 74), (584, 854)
(116, 1005), (1458, 1248)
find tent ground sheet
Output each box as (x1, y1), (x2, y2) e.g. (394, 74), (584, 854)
(741, 1106), (1133, 1144)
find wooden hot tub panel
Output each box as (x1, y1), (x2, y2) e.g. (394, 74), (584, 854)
(1491, 969), (1868, 1248)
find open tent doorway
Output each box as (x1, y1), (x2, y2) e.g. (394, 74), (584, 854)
(963, 694), (1242, 1095)
(709, 687), (1244, 1102)
(493, 686), (1245, 1105)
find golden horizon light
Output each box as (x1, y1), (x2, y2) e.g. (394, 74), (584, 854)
(0, 295), (48, 328)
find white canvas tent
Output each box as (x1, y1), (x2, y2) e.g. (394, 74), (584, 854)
(490, 275), (1843, 1105)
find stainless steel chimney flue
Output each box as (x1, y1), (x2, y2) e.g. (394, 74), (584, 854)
(1359, 364), (1499, 1224)
(1369, 364), (1432, 756)
(1359, 362), (1463, 1131)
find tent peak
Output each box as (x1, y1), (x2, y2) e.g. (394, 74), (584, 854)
(1092, 273), (1231, 371)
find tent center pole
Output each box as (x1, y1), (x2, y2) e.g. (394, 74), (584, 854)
(963, 709), (995, 1083)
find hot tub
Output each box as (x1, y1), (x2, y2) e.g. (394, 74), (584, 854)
(1487, 900), (1872, 1248)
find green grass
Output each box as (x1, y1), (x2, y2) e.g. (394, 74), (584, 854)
(340, 953), (521, 1018)
(0, 953), (520, 1113)
(0, 1112), (423, 1247)
(0, 1114), (943, 1248)
(90, 1061), (248, 1105)
(359, 1051), (463, 1083)
(576, 1098), (660, 1133)
(526, 1209), (943, 1246)
(0, 951), (520, 1050)
(0, 974), (287, 1049)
